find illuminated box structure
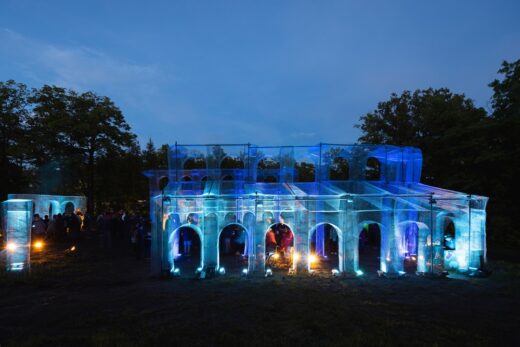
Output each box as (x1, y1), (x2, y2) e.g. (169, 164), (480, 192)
(145, 144), (488, 277)
(7, 194), (87, 217)
(2, 199), (33, 272)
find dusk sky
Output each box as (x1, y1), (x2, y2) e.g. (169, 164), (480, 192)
(1, 0), (519, 146)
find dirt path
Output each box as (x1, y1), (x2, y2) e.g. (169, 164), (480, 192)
(1, 239), (519, 346)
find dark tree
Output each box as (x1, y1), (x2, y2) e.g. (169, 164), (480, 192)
(0, 80), (30, 199)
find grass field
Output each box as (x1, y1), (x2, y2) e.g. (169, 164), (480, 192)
(1, 239), (519, 346)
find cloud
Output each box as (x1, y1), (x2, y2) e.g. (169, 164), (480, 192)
(0, 28), (164, 93)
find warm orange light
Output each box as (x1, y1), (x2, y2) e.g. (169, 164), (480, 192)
(70, 245), (76, 251)
(273, 253), (280, 260)
(293, 252), (300, 262)
(6, 242), (18, 252)
(308, 254), (317, 264)
(33, 241), (44, 250)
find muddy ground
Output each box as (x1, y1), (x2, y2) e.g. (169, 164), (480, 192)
(1, 239), (519, 347)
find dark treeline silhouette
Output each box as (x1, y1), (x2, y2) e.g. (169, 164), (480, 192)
(1, 58), (518, 245)
(0, 83), (167, 214)
(356, 59), (520, 246)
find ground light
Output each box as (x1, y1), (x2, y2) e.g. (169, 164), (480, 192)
(33, 241), (44, 251)
(171, 268), (181, 277)
(293, 252), (300, 262)
(308, 254), (317, 264)
(241, 268), (248, 277)
(6, 242), (18, 252)
(218, 267), (226, 275)
(265, 268), (273, 277)
(331, 268), (340, 277)
(356, 269), (364, 276)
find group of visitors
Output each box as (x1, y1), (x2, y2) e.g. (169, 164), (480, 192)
(31, 212), (83, 242)
(265, 222), (293, 256)
(220, 225), (246, 255)
(96, 210), (151, 259)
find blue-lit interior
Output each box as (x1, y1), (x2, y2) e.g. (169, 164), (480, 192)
(7, 194), (87, 217)
(145, 144), (488, 277)
(2, 199), (33, 272)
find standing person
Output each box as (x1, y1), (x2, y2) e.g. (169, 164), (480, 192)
(181, 228), (192, 255)
(32, 214), (47, 240)
(280, 225), (293, 256)
(47, 215), (57, 240)
(64, 211), (81, 244)
(101, 211), (114, 249)
(43, 215), (50, 229)
(265, 227), (277, 253)
(55, 214), (65, 241)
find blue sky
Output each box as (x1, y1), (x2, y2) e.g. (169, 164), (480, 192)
(1, 1), (519, 146)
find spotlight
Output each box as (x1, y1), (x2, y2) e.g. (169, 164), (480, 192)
(356, 269), (364, 276)
(308, 254), (317, 264)
(265, 268), (273, 277)
(241, 268), (248, 277)
(33, 241), (44, 250)
(332, 268), (340, 277)
(171, 268), (181, 277)
(273, 253), (280, 260)
(218, 267), (226, 275)
(293, 252), (300, 262)
(6, 242), (18, 252)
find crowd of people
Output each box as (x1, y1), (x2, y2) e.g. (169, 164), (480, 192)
(29, 209), (152, 260)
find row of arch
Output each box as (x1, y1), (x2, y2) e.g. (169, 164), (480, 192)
(164, 215), (458, 277)
(177, 156), (382, 183)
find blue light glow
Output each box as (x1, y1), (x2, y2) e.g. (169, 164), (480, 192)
(146, 144), (488, 278)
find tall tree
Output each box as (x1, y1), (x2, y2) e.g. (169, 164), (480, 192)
(0, 80), (30, 199)
(356, 88), (487, 191)
(68, 91), (136, 212)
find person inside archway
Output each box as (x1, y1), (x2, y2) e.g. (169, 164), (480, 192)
(266, 226), (277, 253)
(181, 228), (192, 255)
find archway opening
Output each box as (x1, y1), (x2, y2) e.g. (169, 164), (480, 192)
(172, 226), (202, 275)
(159, 176), (169, 191)
(295, 161), (315, 182)
(443, 218), (457, 270)
(365, 157), (381, 181)
(184, 157), (206, 170)
(218, 224), (248, 274)
(265, 223), (294, 271)
(309, 224), (339, 272)
(403, 223), (419, 274)
(329, 157), (349, 180)
(257, 158), (280, 183)
(358, 223), (381, 274)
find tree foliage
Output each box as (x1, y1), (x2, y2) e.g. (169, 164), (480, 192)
(356, 59), (520, 245)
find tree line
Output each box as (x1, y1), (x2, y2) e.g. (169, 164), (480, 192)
(1, 58), (518, 245)
(356, 59), (519, 246)
(0, 83), (167, 213)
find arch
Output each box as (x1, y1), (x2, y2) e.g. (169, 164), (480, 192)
(295, 161), (316, 182)
(308, 223), (343, 272)
(257, 157), (280, 183)
(48, 200), (60, 216)
(63, 201), (75, 214)
(365, 157), (381, 181)
(220, 156), (244, 169)
(184, 157), (206, 170)
(222, 175), (234, 181)
(159, 176), (169, 191)
(329, 157), (349, 181)
(397, 220), (430, 274)
(217, 222), (249, 272)
(181, 176), (192, 181)
(356, 221), (384, 274)
(168, 223), (204, 273)
(264, 222), (295, 271)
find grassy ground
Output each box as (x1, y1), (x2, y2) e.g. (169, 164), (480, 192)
(1, 239), (519, 347)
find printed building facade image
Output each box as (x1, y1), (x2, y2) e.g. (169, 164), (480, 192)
(144, 143), (488, 277)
